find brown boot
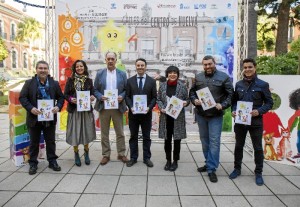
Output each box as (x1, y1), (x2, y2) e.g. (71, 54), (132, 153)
(117, 155), (128, 163)
(100, 156), (110, 165)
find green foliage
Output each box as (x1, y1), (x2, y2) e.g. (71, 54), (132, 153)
(271, 93), (281, 110)
(256, 52), (298, 74)
(290, 38), (300, 53)
(257, 15), (276, 52)
(0, 95), (8, 105)
(0, 37), (8, 61)
(222, 108), (232, 132)
(15, 17), (41, 43)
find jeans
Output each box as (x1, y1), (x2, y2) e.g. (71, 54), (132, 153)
(234, 124), (264, 174)
(196, 114), (223, 173)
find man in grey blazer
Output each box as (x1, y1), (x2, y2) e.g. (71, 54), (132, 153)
(94, 52), (128, 165)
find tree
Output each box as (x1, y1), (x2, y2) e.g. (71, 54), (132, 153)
(258, 0), (300, 55)
(257, 15), (276, 52)
(290, 38), (300, 74)
(0, 37), (8, 61)
(15, 17), (42, 50)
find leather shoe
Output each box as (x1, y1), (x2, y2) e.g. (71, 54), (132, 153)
(143, 159), (154, 167)
(49, 162), (61, 171)
(29, 165), (38, 175)
(169, 161), (178, 171)
(100, 156), (110, 165)
(126, 159), (137, 167)
(208, 172), (218, 183)
(164, 161), (171, 171)
(117, 155), (129, 163)
(197, 165), (207, 173)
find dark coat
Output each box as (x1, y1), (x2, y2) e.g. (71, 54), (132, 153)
(19, 75), (65, 127)
(157, 81), (190, 140)
(189, 70), (233, 117)
(64, 77), (94, 113)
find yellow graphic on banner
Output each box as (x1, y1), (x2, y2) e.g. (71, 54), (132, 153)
(98, 19), (126, 54)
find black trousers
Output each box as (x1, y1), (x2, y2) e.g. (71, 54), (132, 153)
(28, 123), (58, 165)
(165, 116), (181, 161)
(128, 113), (152, 161)
(234, 124), (264, 174)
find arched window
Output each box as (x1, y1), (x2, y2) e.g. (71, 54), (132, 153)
(23, 53), (28, 68)
(12, 50), (17, 68)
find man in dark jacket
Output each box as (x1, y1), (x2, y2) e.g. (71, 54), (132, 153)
(229, 58), (273, 186)
(125, 58), (157, 167)
(19, 60), (65, 175)
(189, 55), (233, 183)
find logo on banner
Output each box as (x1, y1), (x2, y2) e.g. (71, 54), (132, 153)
(111, 3), (116, 9)
(227, 3), (232, 9)
(210, 4), (218, 9)
(157, 4), (176, 9)
(124, 4), (137, 9)
(180, 3), (190, 9)
(194, 4), (206, 9)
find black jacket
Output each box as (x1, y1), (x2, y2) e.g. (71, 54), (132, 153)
(19, 75), (65, 127)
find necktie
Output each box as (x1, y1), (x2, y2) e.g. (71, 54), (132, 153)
(138, 77), (143, 92)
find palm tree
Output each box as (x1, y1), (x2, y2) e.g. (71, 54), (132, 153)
(15, 17), (42, 50)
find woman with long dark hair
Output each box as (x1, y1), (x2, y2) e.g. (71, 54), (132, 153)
(64, 60), (96, 166)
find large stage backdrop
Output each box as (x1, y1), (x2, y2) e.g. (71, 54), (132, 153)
(55, 0), (238, 131)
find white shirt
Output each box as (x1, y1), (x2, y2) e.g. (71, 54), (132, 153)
(106, 69), (117, 90)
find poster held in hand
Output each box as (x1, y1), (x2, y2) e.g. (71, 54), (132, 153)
(235, 101), (253, 125)
(77, 91), (91, 111)
(104, 89), (119, 109)
(37, 99), (54, 121)
(165, 96), (183, 119)
(133, 95), (147, 114)
(196, 87), (216, 110)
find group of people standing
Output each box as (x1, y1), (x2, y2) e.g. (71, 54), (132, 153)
(19, 52), (273, 186)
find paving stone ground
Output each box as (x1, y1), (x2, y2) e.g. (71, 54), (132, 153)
(0, 113), (299, 207)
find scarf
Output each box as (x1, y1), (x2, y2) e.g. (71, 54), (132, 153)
(74, 73), (87, 91)
(167, 79), (177, 86)
(37, 77), (50, 99)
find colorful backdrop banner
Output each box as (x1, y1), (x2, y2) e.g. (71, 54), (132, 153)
(56, 0), (238, 131)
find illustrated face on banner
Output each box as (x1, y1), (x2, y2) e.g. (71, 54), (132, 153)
(98, 20), (126, 54)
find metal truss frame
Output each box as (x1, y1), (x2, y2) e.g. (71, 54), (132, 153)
(45, 0), (56, 78)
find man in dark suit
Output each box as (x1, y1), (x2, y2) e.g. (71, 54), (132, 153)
(19, 60), (64, 175)
(125, 58), (157, 167)
(94, 52), (128, 165)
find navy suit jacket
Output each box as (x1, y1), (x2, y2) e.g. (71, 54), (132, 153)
(125, 74), (157, 118)
(94, 68), (127, 113)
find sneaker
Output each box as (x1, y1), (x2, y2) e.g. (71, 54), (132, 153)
(255, 174), (264, 186)
(208, 172), (218, 183)
(29, 165), (38, 175)
(197, 165), (207, 173)
(126, 159), (137, 167)
(229, 169), (241, 179)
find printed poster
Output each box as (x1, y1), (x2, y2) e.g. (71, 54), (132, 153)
(104, 89), (118, 109)
(196, 87), (216, 110)
(133, 95), (147, 114)
(76, 91), (91, 111)
(37, 99), (54, 121)
(235, 101), (252, 125)
(166, 96), (183, 119)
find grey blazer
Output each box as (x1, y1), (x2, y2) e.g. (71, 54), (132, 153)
(94, 68), (127, 113)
